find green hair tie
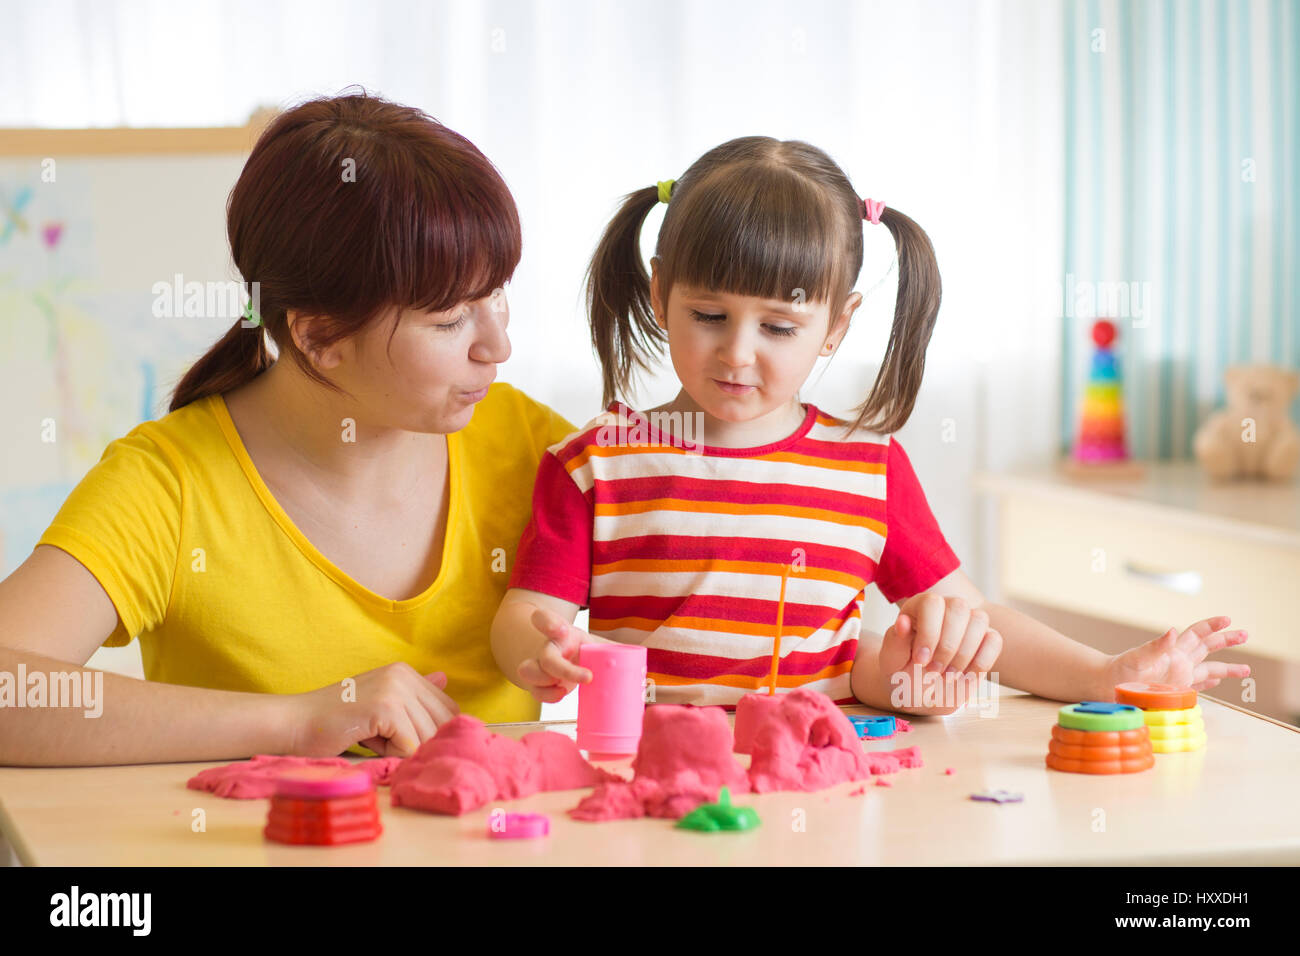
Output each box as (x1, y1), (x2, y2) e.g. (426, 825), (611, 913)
(656, 179), (675, 204)
(241, 299), (262, 328)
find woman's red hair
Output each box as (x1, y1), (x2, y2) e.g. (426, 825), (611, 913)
(170, 89), (521, 411)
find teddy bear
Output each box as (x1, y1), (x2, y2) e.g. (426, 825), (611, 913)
(1193, 364), (1300, 481)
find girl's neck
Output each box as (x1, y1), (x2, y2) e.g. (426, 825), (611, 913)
(648, 389), (807, 450)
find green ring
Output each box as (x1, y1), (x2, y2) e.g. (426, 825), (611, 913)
(1057, 704), (1145, 731)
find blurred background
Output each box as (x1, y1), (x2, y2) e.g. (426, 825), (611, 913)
(1, 0), (1296, 721)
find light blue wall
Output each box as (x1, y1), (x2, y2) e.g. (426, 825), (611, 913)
(1062, 0), (1298, 459)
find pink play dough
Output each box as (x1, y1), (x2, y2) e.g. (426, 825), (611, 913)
(736, 697), (911, 753)
(388, 715), (614, 816)
(572, 688), (924, 821)
(186, 754), (402, 799)
(571, 705), (749, 821)
(861, 747), (924, 774)
(733, 693), (782, 754)
(747, 688), (875, 792)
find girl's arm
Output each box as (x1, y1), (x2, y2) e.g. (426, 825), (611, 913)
(977, 602), (1115, 701)
(491, 588), (600, 702)
(901, 567), (1248, 703)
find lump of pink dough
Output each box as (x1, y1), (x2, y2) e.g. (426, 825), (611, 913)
(733, 693), (782, 754)
(862, 746), (924, 774)
(362, 757), (404, 787)
(187, 754), (353, 799)
(188, 754), (406, 799)
(389, 715), (613, 816)
(569, 779), (662, 821)
(390, 716), (537, 813)
(896, 718), (912, 733)
(747, 688), (874, 793)
(569, 705), (750, 822)
(522, 731), (618, 791)
(631, 705), (750, 799)
(391, 756), (499, 815)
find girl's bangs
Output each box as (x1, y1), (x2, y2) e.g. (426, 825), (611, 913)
(667, 171), (846, 305)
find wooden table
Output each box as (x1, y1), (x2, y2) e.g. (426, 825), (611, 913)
(3, 689), (1298, 866)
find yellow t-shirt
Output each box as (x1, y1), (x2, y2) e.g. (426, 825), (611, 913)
(37, 382), (574, 725)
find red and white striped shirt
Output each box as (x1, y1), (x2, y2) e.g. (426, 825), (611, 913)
(508, 402), (959, 707)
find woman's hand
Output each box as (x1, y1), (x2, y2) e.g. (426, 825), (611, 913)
(517, 607), (612, 703)
(285, 662), (460, 757)
(1104, 615), (1250, 692)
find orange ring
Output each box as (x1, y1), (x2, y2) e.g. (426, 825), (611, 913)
(1046, 752), (1155, 774)
(1114, 682), (1197, 710)
(1048, 740), (1152, 761)
(1051, 725), (1151, 746)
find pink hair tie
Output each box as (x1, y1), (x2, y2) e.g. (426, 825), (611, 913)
(861, 198), (885, 224)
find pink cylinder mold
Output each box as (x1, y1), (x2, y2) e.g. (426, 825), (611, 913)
(576, 643), (647, 760)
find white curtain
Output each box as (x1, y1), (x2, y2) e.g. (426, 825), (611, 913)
(3, 0), (1067, 602)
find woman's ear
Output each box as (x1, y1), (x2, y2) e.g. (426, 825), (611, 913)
(286, 309), (346, 371)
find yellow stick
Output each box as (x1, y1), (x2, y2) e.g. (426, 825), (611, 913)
(766, 566), (790, 695)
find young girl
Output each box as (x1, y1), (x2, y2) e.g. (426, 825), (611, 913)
(490, 136), (1250, 714)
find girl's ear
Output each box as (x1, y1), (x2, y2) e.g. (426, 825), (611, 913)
(824, 291), (862, 352)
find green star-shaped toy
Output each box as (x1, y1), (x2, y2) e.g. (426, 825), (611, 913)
(675, 787), (761, 832)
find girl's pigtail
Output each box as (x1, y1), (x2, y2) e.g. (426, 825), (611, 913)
(585, 186), (667, 408)
(848, 206), (942, 435)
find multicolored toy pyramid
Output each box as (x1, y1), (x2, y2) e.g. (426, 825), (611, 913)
(1064, 319), (1144, 477)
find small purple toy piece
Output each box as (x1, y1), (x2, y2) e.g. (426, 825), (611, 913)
(488, 811), (551, 839)
(969, 789), (1024, 804)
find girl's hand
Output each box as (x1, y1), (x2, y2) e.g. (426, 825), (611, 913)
(286, 663), (459, 758)
(888, 592), (1003, 677)
(873, 594), (1002, 713)
(517, 607), (612, 704)
(1104, 615), (1250, 693)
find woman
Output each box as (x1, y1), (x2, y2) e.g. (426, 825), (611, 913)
(0, 92), (573, 765)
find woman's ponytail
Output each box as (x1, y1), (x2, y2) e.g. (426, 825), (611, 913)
(169, 315), (272, 412)
(586, 185), (667, 408)
(847, 205), (942, 435)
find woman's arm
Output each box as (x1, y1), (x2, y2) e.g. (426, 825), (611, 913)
(0, 545), (292, 765)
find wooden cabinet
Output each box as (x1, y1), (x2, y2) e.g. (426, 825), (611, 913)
(976, 463), (1299, 664)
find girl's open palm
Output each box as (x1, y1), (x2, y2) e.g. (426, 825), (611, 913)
(1106, 615), (1250, 692)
